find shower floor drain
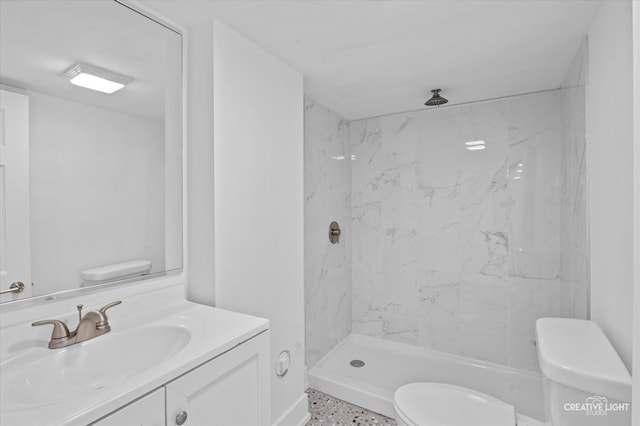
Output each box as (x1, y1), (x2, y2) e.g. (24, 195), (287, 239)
(350, 359), (365, 368)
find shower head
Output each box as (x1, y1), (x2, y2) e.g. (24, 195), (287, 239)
(424, 89), (448, 106)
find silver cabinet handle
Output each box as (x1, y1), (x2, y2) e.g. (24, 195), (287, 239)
(176, 410), (188, 425)
(0, 282), (25, 295)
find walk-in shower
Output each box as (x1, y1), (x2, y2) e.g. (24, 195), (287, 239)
(304, 41), (588, 425)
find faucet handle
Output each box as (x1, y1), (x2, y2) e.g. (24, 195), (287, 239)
(96, 300), (121, 327)
(99, 300), (122, 315)
(32, 319), (71, 340)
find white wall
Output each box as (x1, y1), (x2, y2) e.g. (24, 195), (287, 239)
(631, 1), (640, 423)
(185, 19), (216, 306)
(29, 91), (166, 296)
(212, 20), (308, 426)
(586, 0), (634, 371)
(140, 1), (217, 309)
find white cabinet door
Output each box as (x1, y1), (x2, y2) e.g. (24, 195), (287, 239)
(165, 331), (270, 426)
(0, 89), (31, 301)
(91, 388), (165, 426)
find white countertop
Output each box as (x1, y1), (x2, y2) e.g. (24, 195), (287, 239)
(0, 281), (269, 426)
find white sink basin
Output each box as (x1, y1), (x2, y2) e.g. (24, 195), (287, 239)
(0, 283), (269, 426)
(0, 325), (190, 404)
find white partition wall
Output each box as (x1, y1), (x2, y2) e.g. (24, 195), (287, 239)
(586, 0), (634, 372)
(212, 20), (308, 426)
(632, 1), (640, 423)
(185, 19), (216, 306)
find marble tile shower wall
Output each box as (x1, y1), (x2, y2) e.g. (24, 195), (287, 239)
(305, 97), (352, 368)
(304, 77), (586, 372)
(560, 41), (588, 320)
(350, 91), (569, 371)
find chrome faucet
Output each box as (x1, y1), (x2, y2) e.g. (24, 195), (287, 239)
(32, 300), (122, 349)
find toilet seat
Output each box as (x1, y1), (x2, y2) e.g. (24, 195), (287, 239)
(393, 383), (516, 426)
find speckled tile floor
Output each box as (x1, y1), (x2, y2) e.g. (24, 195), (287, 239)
(306, 388), (396, 426)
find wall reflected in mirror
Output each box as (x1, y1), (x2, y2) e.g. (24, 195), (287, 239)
(0, 0), (182, 302)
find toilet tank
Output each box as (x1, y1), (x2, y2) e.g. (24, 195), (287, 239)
(535, 318), (631, 426)
(80, 260), (152, 285)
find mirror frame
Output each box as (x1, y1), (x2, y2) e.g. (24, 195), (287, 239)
(0, 0), (187, 311)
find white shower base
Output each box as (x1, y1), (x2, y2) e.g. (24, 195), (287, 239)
(308, 334), (546, 425)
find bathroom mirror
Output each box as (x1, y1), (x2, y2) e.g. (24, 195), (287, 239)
(0, 0), (182, 303)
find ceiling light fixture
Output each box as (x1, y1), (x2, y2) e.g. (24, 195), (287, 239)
(465, 140), (486, 151)
(63, 62), (132, 94)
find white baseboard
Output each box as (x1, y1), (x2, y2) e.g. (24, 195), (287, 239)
(273, 392), (310, 426)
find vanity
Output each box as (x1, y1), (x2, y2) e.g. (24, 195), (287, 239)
(0, 280), (270, 425)
(0, 1), (273, 424)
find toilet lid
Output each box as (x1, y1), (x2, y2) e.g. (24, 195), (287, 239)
(394, 383), (516, 426)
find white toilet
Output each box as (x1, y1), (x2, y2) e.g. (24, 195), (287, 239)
(394, 382), (516, 426)
(393, 318), (631, 426)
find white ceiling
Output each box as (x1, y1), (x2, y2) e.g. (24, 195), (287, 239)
(145, 0), (601, 120)
(0, 0), (180, 121)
